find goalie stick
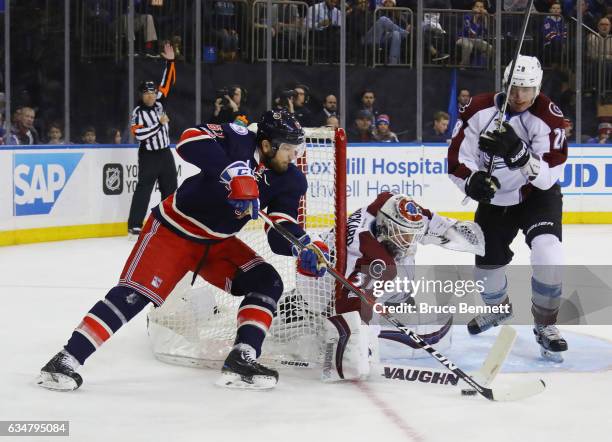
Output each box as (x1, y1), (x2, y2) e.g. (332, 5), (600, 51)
(259, 210), (545, 401)
(377, 326), (516, 389)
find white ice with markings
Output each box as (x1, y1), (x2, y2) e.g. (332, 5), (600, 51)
(0, 225), (611, 442)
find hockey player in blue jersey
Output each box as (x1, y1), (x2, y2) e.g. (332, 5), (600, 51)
(38, 110), (330, 391)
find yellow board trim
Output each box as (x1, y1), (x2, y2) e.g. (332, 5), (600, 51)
(2, 213), (612, 246)
(0, 223), (127, 246)
(438, 212), (612, 224)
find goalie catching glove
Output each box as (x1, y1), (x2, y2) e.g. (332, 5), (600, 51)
(292, 234), (330, 278)
(220, 161), (260, 220)
(421, 212), (485, 256)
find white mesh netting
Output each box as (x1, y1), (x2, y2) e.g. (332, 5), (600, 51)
(147, 127), (346, 369)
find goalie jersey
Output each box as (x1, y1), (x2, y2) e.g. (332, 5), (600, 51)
(338, 192), (432, 319)
(151, 122), (307, 255)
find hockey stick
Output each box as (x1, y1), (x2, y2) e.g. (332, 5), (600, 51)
(259, 210), (545, 401)
(461, 0), (536, 205)
(485, 0), (536, 178)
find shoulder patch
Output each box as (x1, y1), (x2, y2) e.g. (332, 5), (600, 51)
(529, 94), (564, 129)
(206, 124), (225, 138)
(549, 102), (563, 118)
(229, 123), (249, 135)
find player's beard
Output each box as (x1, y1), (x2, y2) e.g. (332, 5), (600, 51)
(262, 150), (289, 174)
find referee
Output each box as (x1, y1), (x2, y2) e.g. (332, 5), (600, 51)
(127, 42), (177, 236)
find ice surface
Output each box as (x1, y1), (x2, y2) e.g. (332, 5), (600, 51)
(0, 226), (611, 442)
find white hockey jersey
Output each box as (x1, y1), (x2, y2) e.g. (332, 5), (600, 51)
(448, 92), (568, 206)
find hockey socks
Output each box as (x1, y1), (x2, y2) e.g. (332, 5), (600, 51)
(468, 267), (512, 335)
(234, 292), (276, 357)
(65, 286), (149, 365)
(231, 264), (283, 357)
(530, 276), (562, 325)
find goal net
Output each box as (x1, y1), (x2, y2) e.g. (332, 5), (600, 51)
(147, 127), (347, 369)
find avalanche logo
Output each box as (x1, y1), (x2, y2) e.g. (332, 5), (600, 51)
(13, 153), (83, 216)
(398, 198), (423, 223)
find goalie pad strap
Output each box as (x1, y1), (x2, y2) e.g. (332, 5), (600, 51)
(326, 315), (351, 379)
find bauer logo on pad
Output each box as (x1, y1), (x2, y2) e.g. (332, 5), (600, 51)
(13, 152), (83, 216)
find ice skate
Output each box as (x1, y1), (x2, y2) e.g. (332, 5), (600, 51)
(37, 350), (83, 391)
(533, 324), (567, 362)
(127, 227), (141, 241)
(467, 303), (513, 335)
(216, 344), (278, 390)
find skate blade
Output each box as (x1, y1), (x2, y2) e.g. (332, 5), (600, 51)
(539, 347), (564, 363)
(215, 372), (277, 390)
(36, 372), (80, 391)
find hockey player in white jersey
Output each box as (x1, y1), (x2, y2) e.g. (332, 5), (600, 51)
(447, 55), (568, 362)
(322, 191), (484, 381)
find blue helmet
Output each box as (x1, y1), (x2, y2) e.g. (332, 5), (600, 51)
(257, 109), (305, 147)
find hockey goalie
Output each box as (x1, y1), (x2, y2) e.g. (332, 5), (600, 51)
(322, 191), (485, 382)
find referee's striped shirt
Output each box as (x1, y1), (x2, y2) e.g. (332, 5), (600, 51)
(130, 60), (176, 151)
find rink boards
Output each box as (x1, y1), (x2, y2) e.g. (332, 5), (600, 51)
(1, 143), (612, 245)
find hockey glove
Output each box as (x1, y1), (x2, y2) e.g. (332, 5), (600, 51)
(479, 122), (530, 169)
(465, 171), (500, 203)
(292, 234), (330, 278)
(221, 161), (260, 220)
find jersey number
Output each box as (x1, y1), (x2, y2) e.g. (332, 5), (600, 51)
(552, 128), (566, 150)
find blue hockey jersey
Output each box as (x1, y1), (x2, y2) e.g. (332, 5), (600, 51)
(151, 122), (307, 256)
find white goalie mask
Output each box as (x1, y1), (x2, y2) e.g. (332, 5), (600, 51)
(375, 194), (427, 256)
(503, 55), (543, 102)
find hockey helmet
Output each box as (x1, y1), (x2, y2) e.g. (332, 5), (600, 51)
(503, 55), (543, 100)
(376, 194), (427, 255)
(257, 110), (305, 157)
(139, 81), (157, 94)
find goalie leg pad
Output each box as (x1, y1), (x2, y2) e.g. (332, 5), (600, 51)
(322, 311), (378, 382)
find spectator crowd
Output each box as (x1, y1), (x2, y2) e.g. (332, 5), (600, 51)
(2, 0), (612, 145)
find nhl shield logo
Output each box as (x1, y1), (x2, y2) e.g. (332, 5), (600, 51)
(103, 163), (124, 195)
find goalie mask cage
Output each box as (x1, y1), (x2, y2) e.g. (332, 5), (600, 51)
(147, 127), (347, 368)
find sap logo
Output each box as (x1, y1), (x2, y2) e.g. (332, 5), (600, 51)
(13, 153), (83, 216)
(558, 163), (606, 188)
